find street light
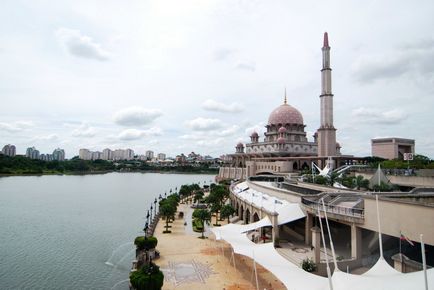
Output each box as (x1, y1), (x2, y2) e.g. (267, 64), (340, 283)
(143, 221), (149, 237)
(150, 205), (153, 221)
(146, 210), (150, 222)
(154, 198), (157, 216)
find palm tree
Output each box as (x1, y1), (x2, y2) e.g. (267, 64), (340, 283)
(220, 204), (236, 223)
(192, 209), (211, 238)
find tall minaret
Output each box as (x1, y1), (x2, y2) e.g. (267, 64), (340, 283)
(317, 32), (337, 157)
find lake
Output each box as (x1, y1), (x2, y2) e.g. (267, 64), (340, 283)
(0, 172), (215, 289)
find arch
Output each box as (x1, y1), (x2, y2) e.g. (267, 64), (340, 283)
(253, 212), (260, 222)
(301, 162), (310, 170)
(245, 208), (251, 224)
(240, 205), (244, 221)
(293, 162), (298, 170)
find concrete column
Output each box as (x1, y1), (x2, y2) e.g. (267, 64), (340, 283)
(351, 224), (362, 259)
(305, 214), (313, 245)
(271, 213), (280, 247)
(242, 207), (247, 224)
(311, 226), (321, 264)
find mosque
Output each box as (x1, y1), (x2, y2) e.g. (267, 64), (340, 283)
(219, 32), (361, 180)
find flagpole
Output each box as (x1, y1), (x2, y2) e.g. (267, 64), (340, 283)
(321, 199), (339, 271)
(318, 207), (333, 290)
(375, 195), (384, 258)
(421, 234), (428, 290)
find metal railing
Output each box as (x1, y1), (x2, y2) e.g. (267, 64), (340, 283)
(301, 198), (364, 218)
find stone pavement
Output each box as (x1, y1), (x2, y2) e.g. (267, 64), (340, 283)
(154, 203), (286, 290)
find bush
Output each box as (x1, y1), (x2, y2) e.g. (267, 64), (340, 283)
(301, 258), (316, 272)
(192, 219), (204, 232)
(134, 236), (158, 250)
(130, 262), (164, 290)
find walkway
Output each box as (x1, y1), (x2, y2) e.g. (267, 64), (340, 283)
(154, 203), (286, 290)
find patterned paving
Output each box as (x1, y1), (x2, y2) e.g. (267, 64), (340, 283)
(162, 260), (216, 286)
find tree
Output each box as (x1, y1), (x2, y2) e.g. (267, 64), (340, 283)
(193, 190), (204, 205)
(220, 204), (236, 223)
(159, 202), (176, 233)
(353, 175), (369, 190)
(192, 209), (211, 238)
(130, 262), (164, 290)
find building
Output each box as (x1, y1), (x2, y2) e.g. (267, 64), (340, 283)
(371, 137), (415, 160)
(145, 150), (154, 160)
(222, 33), (347, 180)
(39, 154), (53, 161)
(113, 148), (134, 161)
(1, 144), (16, 157)
(26, 147), (40, 159)
(91, 151), (102, 160)
(157, 153), (166, 161)
(52, 148), (65, 161)
(102, 148), (113, 160)
(79, 149), (92, 160)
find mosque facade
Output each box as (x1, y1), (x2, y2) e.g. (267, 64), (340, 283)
(223, 33), (344, 179)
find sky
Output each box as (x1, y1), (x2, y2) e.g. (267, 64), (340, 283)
(1, 0), (434, 158)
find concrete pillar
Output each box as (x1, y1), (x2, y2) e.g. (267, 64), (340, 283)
(351, 224), (362, 259)
(242, 207), (247, 224)
(305, 214), (313, 245)
(271, 213), (280, 247)
(311, 226), (321, 264)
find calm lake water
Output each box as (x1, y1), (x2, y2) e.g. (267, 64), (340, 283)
(0, 172), (215, 290)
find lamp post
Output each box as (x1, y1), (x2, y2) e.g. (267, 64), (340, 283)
(164, 192), (167, 198)
(154, 198), (157, 216)
(146, 210), (150, 223)
(150, 205), (153, 222)
(159, 194), (162, 200)
(143, 221), (149, 237)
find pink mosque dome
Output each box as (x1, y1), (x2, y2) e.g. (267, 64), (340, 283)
(236, 142), (244, 148)
(268, 103), (304, 126)
(277, 137), (286, 144)
(250, 131), (259, 137)
(278, 126), (287, 133)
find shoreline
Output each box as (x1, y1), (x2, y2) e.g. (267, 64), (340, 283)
(0, 169), (218, 178)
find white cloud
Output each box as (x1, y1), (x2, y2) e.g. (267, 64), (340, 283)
(235, 61), (256, 72)
(352, 107), (408, 124)
(201, 99), (244, 113)
(31, 134), (59, 142)
(55, 27), (110, 61)
(185, 117), (224, 131)
(71, 123), (97, 137)
(117, 127), (162, 141)
(0, 121), (34, 132)
(216, 125), (240, 137)
(113, 107), (163, 127)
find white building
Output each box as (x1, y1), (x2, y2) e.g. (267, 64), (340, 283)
(39, 154), (53, 161)
(113, 148), (134, 161)
(1, 144), (16, 157)
(145, 150), (154, 160)
(91, 151), (102, 160)
(26, 147), (40, 159)
(79, 149), (92, 160)
(102, 148), (113, 160)
(52, 148), (65, 161)
(157, 153), (166, 161)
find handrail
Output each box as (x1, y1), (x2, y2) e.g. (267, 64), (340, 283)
(301, 198), (364, 218)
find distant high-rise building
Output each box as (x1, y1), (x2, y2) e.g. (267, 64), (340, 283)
(113, 149), (134, 161)
(2, 144), (16, 157)
(157, 153), (166, 161)
(26, 147), (40, 159)
(39, 154), (53, 161)
(145, 150), (154, 160)
(102, 148), (113, 160)
(91, 151), (102, 160)
(79, 149), (92, 160)
(52, 148), (65, 161)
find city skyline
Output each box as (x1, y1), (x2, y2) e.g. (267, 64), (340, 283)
(1, 1), (434, 158)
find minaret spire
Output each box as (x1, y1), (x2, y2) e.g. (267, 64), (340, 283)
(284, 87), (287, 104)
(323, 32), (329, 48)
(318, 32), (337, 159)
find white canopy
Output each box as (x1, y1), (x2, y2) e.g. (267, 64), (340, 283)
(240, 216), (272, 233)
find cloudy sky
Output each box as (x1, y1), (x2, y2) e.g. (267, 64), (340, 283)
(1, 0), (434, 158)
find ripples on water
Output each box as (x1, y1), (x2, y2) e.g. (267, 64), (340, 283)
(0, 172), (215, 289)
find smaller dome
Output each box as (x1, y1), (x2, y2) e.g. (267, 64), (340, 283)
(236, 142), (244, 148)
(336, 142), (341, 148)
(277, 137), (286, 144)
(278, 127), (287, 133)
(250, 131), (259, 137)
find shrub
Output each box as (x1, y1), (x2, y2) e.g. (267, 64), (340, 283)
(134, 236), (158, 251)
(301, 258), (316, 272)
(130, 262), (164, 290)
